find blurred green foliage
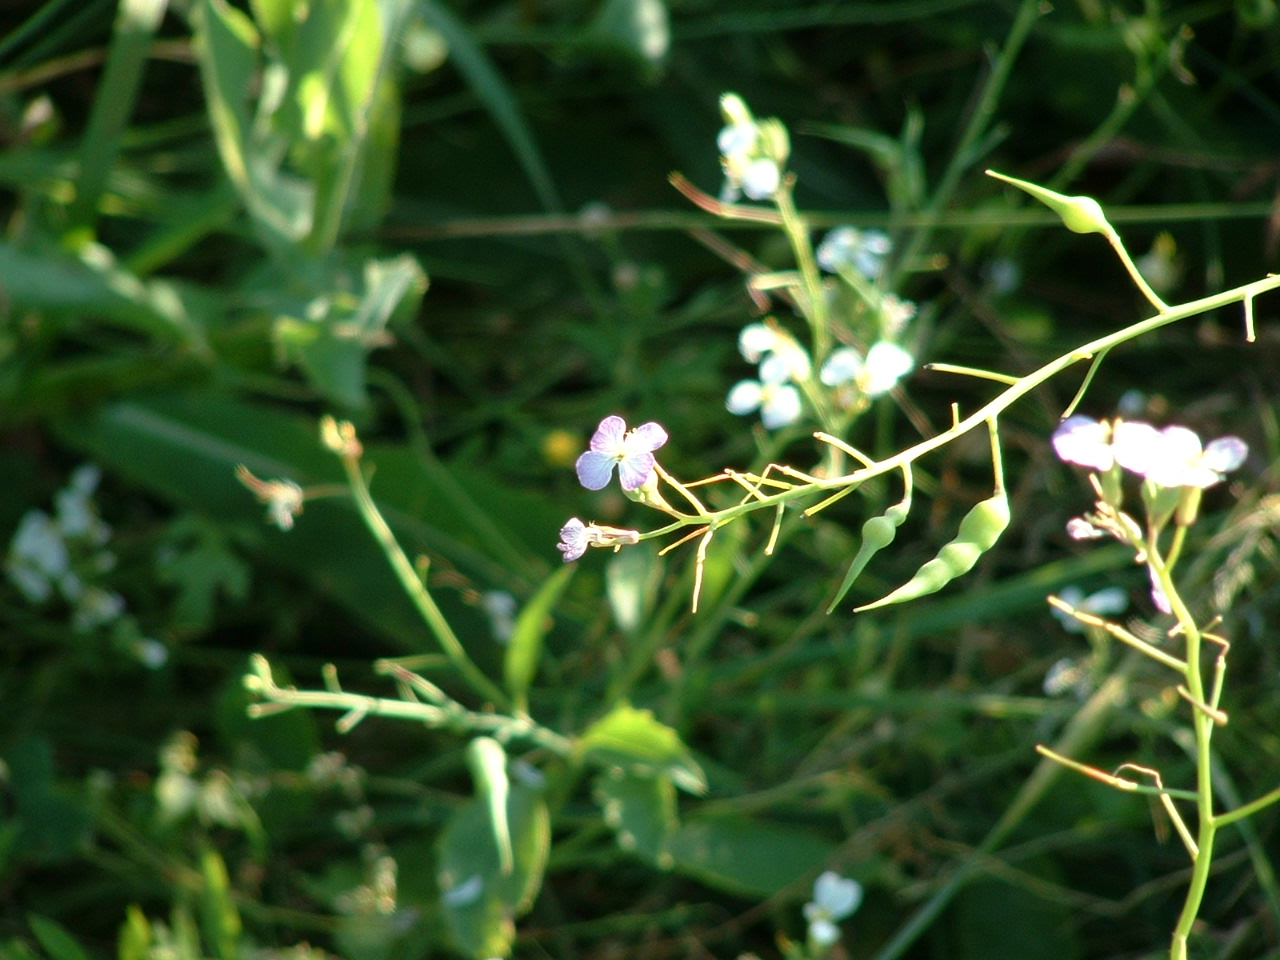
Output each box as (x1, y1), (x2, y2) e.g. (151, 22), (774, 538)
(2, 1), (1279, 959)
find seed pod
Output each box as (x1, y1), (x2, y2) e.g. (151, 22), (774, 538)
(855, 419), (1009, 613)
(855, 492), (1009, 611)
(827, 467), (913, 613)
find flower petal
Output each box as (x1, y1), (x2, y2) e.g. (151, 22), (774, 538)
(1202, 436), (1247, 475)
(575, 451), (616, 491)
(627, 421), (669, 454)
(1111, 421), (1164, 476)
(820, 347), (864, 387)
(726, 380), (763, 415)
(590, 415), (627, 454)
(1054, 416), (1115, 471)
(617, 452), (657, 492)
(556, 518), (590, 562)
(760, 384), (802, 429)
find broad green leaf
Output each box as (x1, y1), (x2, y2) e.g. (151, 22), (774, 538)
(504, 565), (574, 709)
(156, 515), (251, 632)
(437, 783), (549, 960)
(273, 251), (427, 409)
(0, 241), (207, 346)
(192, 0), (259, 196)
(578, 704), (706, 795)
(26, 916), (91, 960)
(593, 767), (676, 868)
(1, 737), (92, 865)
(955, 876), (1081, 960)
(669, 817), (833, 899)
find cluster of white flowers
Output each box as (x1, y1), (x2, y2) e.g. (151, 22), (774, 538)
(725, 321), (916, 430)
(717, 93), (789, 202)
(6, 465), (126, 633)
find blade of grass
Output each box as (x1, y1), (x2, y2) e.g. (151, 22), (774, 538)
(66, 0), (170, 239)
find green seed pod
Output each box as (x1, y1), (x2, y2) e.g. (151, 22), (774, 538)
(854, 491), (1009, 612)
(827, 468), (913, 614)
(854, 420), (1009, 613)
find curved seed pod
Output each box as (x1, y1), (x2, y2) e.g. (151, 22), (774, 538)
(827, 465), (913, 613)
(855, 420), (1010, 613)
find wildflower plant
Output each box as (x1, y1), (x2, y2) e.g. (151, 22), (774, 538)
(232, 93), (1280, 960)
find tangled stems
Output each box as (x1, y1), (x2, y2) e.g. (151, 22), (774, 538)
(634, 273), (1280, 553)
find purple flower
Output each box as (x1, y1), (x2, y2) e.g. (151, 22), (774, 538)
(557, 518), (591, 562)
(555, 517), (640, 563)
(575, 416), (669, 492)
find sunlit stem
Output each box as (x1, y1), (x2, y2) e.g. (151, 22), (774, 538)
(925, 362), (1020, 386)
(1036, 748), (1198, 855)
(1061, 346), (1110, 419)
(773, 175), (830, 358)
(1105, 226), (1170, 314)
(1047, 596), (1187, 672)
(1147, 545), (1216, 960)
(328, 423), (509, 708)
(655, 463), (710, 516)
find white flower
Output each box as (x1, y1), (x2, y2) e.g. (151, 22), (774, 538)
(803, 871), (863, 949)
(1053, 417), (1247, 489)
(727, 354), (803, 429)
(1112, 423), (1247, 489)
(6, 509), (70, 603)
(820, 341), (914, 398)
(1052, 415), (1116, 471)
(816, 227), (892, 278)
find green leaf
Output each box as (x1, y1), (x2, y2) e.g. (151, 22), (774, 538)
(605, 542), (662, 637)
(156, 515), (251, 632)
(578, 704), (706, 795)
(1, 737), (92, 865)
(198, 849), (242, 960)
(117, 906), (153, 960)
(466, 737), (512, 875)
(26, 916), (91, 960)
(504, 565), (574, 709)
(437, 783), (549, 960)
(273, 251), (427, 409)
(593, 767), (676, 868)
(66, 0), (169, 236)
(669, 817), (834, 899)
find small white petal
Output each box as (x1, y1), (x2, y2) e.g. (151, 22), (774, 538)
(1054, 416), (1115, 471)
(741, 158), (780, 200)
(1202, 436), (1247, 474)
(726, 380), (763, 416)
(760, 384), (802, 429)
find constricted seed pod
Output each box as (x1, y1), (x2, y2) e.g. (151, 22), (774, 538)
(854, 491), (1009, 612)
(854, 420), (1010, 613)
(827, 467), (913, 613)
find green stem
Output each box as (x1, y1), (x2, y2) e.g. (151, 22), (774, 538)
(636, 274), (1280, 545)
(1147, 546), (1216, 960)
(775, 178), (830, 358)
(336, 450), (510, 708)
